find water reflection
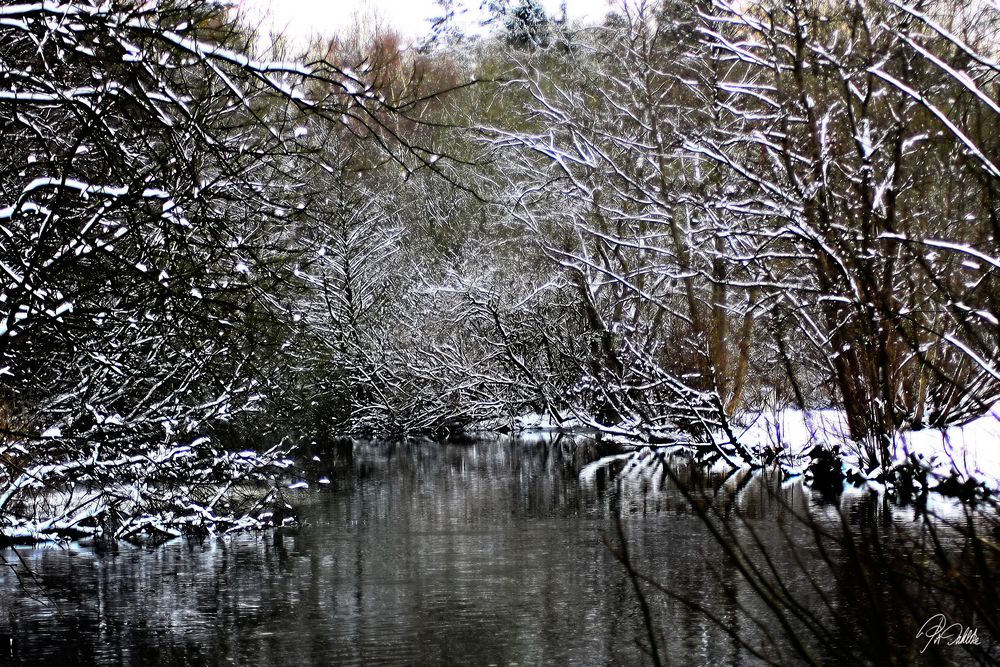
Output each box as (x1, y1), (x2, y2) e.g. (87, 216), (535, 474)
(0, 436), (995, 665)
(585, 446), (999, 665)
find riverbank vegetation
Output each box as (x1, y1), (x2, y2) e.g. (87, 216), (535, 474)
(596, 447), (999, 665)
(1, 0), (999, 540)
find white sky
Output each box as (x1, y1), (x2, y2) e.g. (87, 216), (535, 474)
(238, 0), (614, 45)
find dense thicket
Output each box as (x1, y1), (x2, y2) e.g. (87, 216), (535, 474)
(465, 0), (1000, 469)
(1, 0), (997, 539)
(0, 0), (450, 540)
(383, 0), (1000, 472)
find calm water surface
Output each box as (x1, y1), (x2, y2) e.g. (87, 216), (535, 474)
(0, 435), (992, 665)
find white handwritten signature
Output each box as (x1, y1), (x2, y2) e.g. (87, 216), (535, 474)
(916, 614), (982, 653)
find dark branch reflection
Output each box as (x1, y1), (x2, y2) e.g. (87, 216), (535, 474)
(0, 436), (995, 666)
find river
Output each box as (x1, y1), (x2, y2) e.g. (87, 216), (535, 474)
(0, 434), (994, 665)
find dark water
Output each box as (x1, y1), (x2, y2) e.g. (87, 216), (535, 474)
(0, 435), (995, 666)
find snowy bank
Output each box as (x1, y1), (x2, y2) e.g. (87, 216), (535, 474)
(731, 406), (1000, 491)
(467, 411), (583, 433)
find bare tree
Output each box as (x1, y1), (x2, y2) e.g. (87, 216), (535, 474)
(0, 0), (462, 540)
(693, 0), (1000, 468)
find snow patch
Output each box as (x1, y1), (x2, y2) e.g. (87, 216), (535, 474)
(732, 406), (1000, 490)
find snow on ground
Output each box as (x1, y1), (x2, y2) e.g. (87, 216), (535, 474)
(897, 405), (1000, 490)
(480, 406), (1000, 491)
(731, 406), (1000, 490)
(467, 411), (583, 432)
(578, 412), (999, 524)
(730, 409), (852, 458)
(512, 411), (582, 430)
